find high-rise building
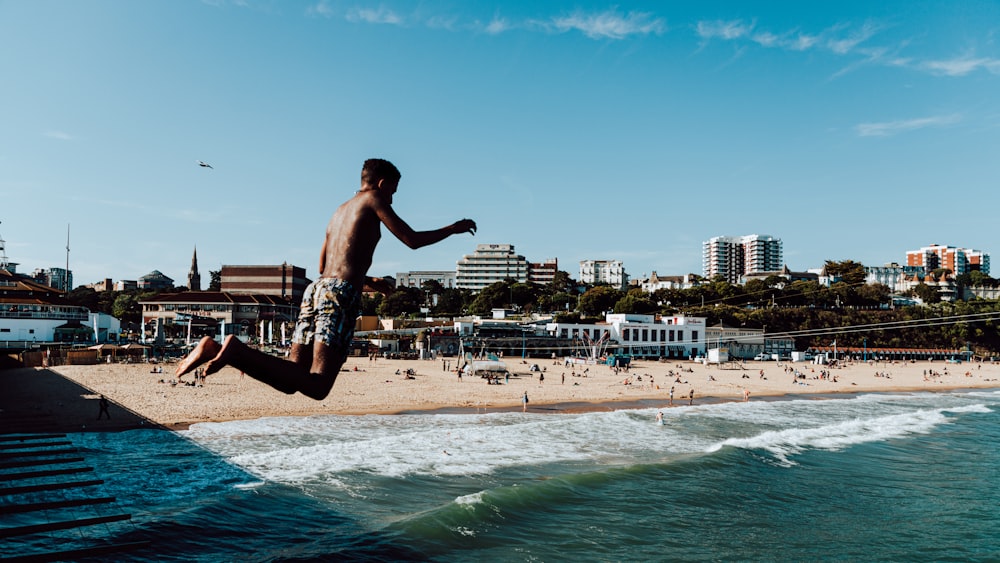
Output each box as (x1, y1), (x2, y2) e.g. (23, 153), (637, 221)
(31, 267), (73, 292)
(579, 259), (627, 289)
(906, 244), (990, 276)
(703, 234), (783, 284)
(456, 244), (528, 291)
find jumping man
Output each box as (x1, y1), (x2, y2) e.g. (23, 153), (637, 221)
(176, 158), (476, 400)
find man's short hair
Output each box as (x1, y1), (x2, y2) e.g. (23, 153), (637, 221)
(362, 158), (401, 186)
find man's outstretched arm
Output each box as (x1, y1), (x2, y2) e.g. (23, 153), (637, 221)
(375, 200), (476, 249)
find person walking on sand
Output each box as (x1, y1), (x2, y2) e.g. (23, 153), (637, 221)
(175, 158), (477, 401)
(688, 388), (695, 406)
(97, 395), (111, 420)
(522, 391), (529, 412)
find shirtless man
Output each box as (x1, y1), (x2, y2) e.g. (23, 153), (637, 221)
(176, 158), (476, 400)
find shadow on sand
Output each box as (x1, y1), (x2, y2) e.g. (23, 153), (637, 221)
(0, 367), (168, 434)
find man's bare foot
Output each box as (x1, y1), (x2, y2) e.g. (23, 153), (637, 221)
(203, 335), (241, 376)
(176, 336), (222, 376)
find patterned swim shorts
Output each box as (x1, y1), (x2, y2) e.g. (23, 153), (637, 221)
(291, 277), (361, 350)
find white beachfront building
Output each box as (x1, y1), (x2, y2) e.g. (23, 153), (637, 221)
(395, 270), (458, 290)
(579, 259), (628, 290)
(0, 268), (103, 345)
(545, 313), (707, 360)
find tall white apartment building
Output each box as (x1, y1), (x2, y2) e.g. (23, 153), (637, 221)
(579, 259), (627, 289)
(456, 244), (529, 291)
(703, 234), (782, 284)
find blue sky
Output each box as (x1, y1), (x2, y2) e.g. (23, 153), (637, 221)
(2, 1), (999, 287)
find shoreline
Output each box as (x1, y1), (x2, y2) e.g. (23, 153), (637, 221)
(3, 356), (999, 433)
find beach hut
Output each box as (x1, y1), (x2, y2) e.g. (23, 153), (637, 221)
(120, 342), (151, 361)
(87, 343), (120, 362)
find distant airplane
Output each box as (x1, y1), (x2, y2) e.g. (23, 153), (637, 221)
(197, 160), (213, 169)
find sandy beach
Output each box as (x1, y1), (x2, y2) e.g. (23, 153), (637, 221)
(3, 354), (998, 433)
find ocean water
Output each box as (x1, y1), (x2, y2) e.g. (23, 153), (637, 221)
(7, 389), (1000, 562)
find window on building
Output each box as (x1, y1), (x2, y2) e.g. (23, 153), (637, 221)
(692, 330), (698, 343)
(669, 330), (674, 342)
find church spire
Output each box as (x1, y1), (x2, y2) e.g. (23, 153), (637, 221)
(188, 246), (201, 291)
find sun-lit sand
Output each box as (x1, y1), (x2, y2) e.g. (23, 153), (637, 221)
(25, 354), (1000, 430)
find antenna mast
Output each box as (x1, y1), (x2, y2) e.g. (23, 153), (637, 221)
(65, 224), (70, 291)
(0, 221), (8, 271)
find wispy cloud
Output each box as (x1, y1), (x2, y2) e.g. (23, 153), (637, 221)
(826, 22), (880, 55)
(485, 17), (509, 35)
(313, 5), (662, 39)
(347, 7), (403, 26)
(44, 131), (73, 141)
(698, 18), (877, 57)
(694, 17), (1000, 79)
(551, 9), (665, 40)
(696, 19), (754, 41)
(855, 114), (961, 137)
(920, 55), (1000, 76)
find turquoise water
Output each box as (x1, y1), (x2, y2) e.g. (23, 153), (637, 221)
(8, 390), (1000, 561)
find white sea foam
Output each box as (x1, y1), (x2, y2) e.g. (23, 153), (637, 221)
(455, 491), (486, 506)
(185, 391), (999, 485)
(711, 407), (955, 465)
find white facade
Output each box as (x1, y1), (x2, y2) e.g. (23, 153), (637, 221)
(579, 259), (627, 289)
(396, 270), (457, 290)
(703, 234), (782, 284)
(90, 312), (122, 343)
(546, 313), (707, 359)
(705, 323), (764, 359)
(456, 244), (528, 291)
(865, 264), (923, 292)
(0, 304), (93, 343)
(639, 272), (699, 293)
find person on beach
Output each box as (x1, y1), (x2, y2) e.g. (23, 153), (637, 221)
(175, 158), (477, 400)
(97, 394), (111, 420)
(522, 391), (529, 412)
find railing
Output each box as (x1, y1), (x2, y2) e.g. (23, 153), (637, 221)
(0, 341), (42, 352)
(0, 311), (89, 320)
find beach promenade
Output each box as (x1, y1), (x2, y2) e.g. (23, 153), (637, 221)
(3, 355), (999, 432)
